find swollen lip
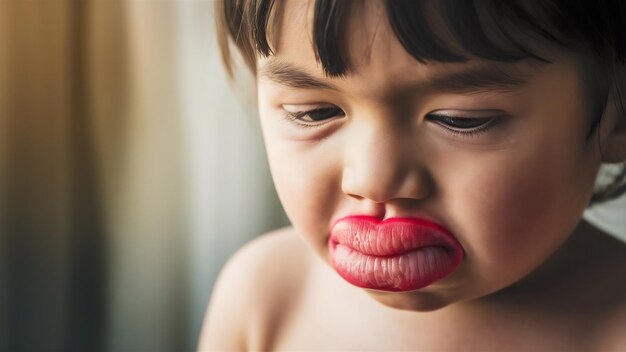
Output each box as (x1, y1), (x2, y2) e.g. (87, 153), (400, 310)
(330, 215), (461, 256)
(329, 237), (448, 258)
(328, 216), (464, 292)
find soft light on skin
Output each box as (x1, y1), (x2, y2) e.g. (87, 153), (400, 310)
(255, 0), (615, 311)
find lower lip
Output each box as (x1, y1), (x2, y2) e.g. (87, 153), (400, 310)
(328, 216), (464, 292)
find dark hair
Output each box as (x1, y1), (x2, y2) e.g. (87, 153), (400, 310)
(215, 0), (626, 205)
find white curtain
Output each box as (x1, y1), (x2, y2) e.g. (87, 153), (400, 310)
(584, 192), (626, 241)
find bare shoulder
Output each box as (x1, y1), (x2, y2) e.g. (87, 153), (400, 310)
(587, 235), (626, 352)
(197, 227), (312, 351)
(593, 304), (626, 352)
(589, 234), (626, 351)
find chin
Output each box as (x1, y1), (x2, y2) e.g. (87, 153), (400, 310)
(366, 289), (455, 312)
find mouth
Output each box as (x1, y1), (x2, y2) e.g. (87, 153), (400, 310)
(328, 215), (464, 292)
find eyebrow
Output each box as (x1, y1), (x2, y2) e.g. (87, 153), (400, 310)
(426, 64), (535, 94)
(258, 58), (539, 94)
(259, 59), (340, 90)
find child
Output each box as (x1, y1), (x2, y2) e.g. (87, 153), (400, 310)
(200, 0), (626, 350)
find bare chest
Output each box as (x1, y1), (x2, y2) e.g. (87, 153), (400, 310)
(264, 266), (619, 351)
(270, 304), (609, 351)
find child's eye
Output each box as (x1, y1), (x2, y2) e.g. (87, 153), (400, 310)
(425, 113), (502, 137)
(282, 104), (345, 124)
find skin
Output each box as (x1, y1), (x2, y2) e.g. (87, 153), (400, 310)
(199, 0), (626, 350)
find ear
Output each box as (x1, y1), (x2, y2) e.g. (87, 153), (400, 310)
(599, 107), (626, 163)
(599, 66), (626, 163)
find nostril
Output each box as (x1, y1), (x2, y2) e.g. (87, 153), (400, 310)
(341, 135), (432, 203)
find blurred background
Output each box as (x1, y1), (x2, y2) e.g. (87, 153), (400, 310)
(0, 1), (287, 351)
(0, 1), (624, 351)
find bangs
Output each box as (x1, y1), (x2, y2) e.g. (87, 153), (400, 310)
(218, 0), (625, 77)
(216, 0), (626, 206)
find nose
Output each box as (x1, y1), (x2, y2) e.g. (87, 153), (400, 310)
(341, 121), (432, 203)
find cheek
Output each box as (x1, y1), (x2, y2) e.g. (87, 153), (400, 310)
(262, 127), (341, 248)
(445, 137), (597, 285)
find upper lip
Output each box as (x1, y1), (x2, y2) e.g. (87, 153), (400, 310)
(330, 215), (460, 256)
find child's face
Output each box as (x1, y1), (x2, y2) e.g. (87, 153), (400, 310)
(256, 1), (604, 310)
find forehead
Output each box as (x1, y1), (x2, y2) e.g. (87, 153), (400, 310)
(260, 0), (554, 97)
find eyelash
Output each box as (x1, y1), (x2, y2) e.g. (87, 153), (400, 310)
(425, 114), (502, 138)
(282, 107), (502, 137)
(282, 106), (345, 128)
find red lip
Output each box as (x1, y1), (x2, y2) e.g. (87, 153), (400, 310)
(328, 215), (464, 292)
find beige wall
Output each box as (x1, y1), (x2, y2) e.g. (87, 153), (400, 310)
(0, 1), (286, 351)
